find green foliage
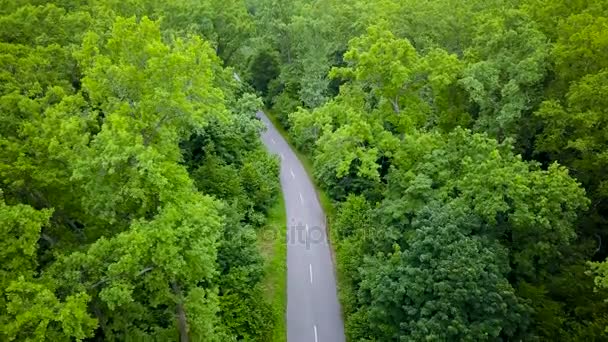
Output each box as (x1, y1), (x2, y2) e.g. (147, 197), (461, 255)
(271, 87), (302, 127)
(552, 12), (608, 86)
(388, 130), (588, 280)
(4, 279), (97, 342)
(0, 1), (280, 340)
(5, 0), (608, 339)
(354, 206), (529, 341)
(460, 9), (550, 140)
(0, 195), (51, 286)
(248, 49), (280, 99)
(287, 8), (333, 108)
(246, 0), (608, 339)
(535, 70), (608, 228)
(330, 130), (588, 340)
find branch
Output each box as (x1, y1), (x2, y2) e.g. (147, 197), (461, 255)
(390, 97), (400, 114)
(90, 266), (154, 289)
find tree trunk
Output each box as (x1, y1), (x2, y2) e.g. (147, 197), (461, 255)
(390, 97), (400, 114)
(172, 282), (189, 342)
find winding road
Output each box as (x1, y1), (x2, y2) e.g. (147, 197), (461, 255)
(258, 111), (345, 342)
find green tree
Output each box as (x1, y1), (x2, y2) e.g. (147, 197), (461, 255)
(1, 2), (281, 340)
(336, 129), (588, 341)
(459, 10), (550, 141)
(352, 204), (529, 341)
(248, 49), (280, 99)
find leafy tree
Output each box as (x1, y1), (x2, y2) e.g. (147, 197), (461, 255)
(352, 204), (529, 341)
(332, 24), (466, 133)
(459, 9), (550, 141)
(0, 195), (51, 289)
(248, 49), (280, 99)
(286, 9), (333, 108)
(385, 130), (588, 280)
(333, 129), (588, 341)
(72, 16), (226, 226)
(535, 70), (608, 216)
(47, 194), (223, 341)
(1, 2), (280, 340)
(0, 194), (98, 341)
(3, 279), (97, 342)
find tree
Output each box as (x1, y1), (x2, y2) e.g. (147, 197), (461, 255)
(46, 194), (223, 341)
(0, 194), (98, 341)
(72, 16), (226, 226)
(459, 9), (550, 141)
(337, 129), (588, 341)
(331, 24), (465, 132)
(351, 204), (529, 341)
(1, 2), (281, 340)
(286, 8), (333, 108)
(248, 49), (280, 98)
(535, 70), (608, 215)
(385, 129), (588, 280)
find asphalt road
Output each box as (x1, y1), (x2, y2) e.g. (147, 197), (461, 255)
(258, 111), (345, 342)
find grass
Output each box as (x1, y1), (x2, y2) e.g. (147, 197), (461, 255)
(257, 194), (287, 342)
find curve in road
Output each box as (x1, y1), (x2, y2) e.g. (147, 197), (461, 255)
(258, 111), (345, 342)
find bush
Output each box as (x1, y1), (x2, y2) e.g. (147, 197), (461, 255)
(271, 90), (301, 128)
(248, 49), (280, 98)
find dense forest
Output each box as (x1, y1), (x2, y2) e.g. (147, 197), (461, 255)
(0, 1), (281, 341)
(2, 0), (608, 341)
(244, 0), (608, 340)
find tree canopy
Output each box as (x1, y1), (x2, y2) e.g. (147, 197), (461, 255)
(3, 0), (608, 340)
(1, 1), (279, 341)
(248, 0), (608, 340)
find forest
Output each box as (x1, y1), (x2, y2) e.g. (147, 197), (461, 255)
(1, 0), (608, 341)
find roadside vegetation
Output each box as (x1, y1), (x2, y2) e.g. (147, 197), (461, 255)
(258, 195), (287, 342)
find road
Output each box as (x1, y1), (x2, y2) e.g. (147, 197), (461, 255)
(258, 111), (345, 342)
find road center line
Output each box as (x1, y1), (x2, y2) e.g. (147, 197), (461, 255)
(309, 264), (313, 284)
(299, 192), (304, 204)
(314, 325), (318, 342)
(271, 138), (276, 144)
(290, 169), (296, 179)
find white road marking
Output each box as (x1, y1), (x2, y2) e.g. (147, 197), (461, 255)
(299, 193), (304, 204)
(280, 153), (285, 160)
(309, 264), (313, 284)
(290, 169), (296, 179)
(305, 224), (309, 243)
(314, 325), (318, 342)
(271, 138), (276, 144)
(306, 224), (309, 233)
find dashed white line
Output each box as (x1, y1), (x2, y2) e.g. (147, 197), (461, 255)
(309, 264), (313, 284)
(290, 169), (296, 179)
(314, 325), (318, 342)
(280, 153), (285, 160)
(299, 193), (304, 204)
(271, 138), (276, 144)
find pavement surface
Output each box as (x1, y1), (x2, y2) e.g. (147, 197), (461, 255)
(258, 111), (345, 342)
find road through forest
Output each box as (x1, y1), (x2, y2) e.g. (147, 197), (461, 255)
(258, 111), (345, 342)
